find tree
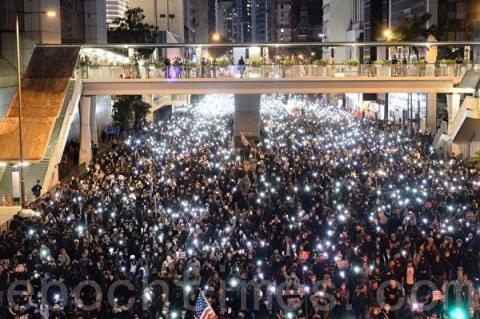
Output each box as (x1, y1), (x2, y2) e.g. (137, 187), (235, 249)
(474, 151), (480, 171)
(112, 96), (151, 132)
(107, 7), (156, 59)
(131, 96), (151, 130)
(393, 13), (439, 59)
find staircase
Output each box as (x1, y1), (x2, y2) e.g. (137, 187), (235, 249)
(433, 120), (451, 151)
(448, 96), (480, 143)
(0, 80), (77, 203)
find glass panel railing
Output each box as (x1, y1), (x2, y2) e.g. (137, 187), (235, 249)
(79, 63), (475, 81)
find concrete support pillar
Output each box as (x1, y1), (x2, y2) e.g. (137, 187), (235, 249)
(383, 93), (389, 122)
(145, 95), (154, 122)
(90, 96), (98, 146)
(79, 96), (92, 165)
(234, 94), (261, 147)
(427, 93), (438, 134)
(447, 93), (461, 124)
(447, 93), (462, 155)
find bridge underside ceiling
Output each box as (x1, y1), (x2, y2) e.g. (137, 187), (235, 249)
(452, 117), (480, 143)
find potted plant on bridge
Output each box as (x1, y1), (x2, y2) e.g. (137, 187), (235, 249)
(84, 60), (102, 78)
(153, 59), (165, 78)
(249, 59), (264, 78)
(79, 56), (89, 78)
(375, 60), (391, 77)
(313, 59), (328, 77)
(439, 59), (455, 76)
(413, 60), (427, 76)
(283, 57), (294, 77)
(218, 58), (230, 76)
(345, 59), (360, 76)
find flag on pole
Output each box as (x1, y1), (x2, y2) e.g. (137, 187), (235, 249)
(194, 291), (218, 319)
(240, 133), (250, 147)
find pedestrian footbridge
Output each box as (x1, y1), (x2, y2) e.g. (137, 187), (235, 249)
(0, 44), (477, 202)
(82, 76), (460, 95)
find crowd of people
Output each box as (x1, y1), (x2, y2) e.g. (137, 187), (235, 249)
(0, 96), (480, 319)
(59, 141), (99, 181)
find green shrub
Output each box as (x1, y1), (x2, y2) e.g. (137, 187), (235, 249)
(346, 59), (360, 67)
(218, 58), (230, 67)
(439, 59), (455, 65)
(153, 60), (164, 68)
(251, 59), (264, 67)
(474, 151), (480, 171)
(314, 59), (328, 66)
(413, 60), (427, 65)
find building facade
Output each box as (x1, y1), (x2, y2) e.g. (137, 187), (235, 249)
(183, 0), (196, 42)
(388, 0), (438, 31)
(216, 0), (235, 42)
(362, 0), (388, 60)
(252, 0), (268, 42)
(208, 0), (217, 40)
(291, 0), (323, 41)
(270, 0), (293, 43)
(437, 0), (480, 41)
(106, 0), (128, 25)
(1, 0), (106, 68)
(0, 0), (107, 128)
(127, 0), (194, 41)
(190, 0), (210, 43)
(293, 2), (312, 41)
(232, 0), (253, 42)
(322, 0), (352, 61)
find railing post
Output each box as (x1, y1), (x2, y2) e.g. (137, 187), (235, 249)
(427, 93), (438, 135)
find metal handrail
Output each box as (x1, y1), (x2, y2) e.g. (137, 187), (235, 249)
(81, 63), (468, 82)
(35, 41), (480, 49)
(41, 76), (83, 194)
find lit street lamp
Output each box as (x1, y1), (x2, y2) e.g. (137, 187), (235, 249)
(383, 29), (392, 41)
(211, 33), (221, 42)
(15, 10), (56, 207)
(383, 28), (392, 59)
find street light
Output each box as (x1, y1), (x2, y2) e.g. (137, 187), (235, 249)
(15, 10), (56, 207)
(212, 33), (221, 42)
(383, 28), (392, 59)
(383, 29), (392, 41)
